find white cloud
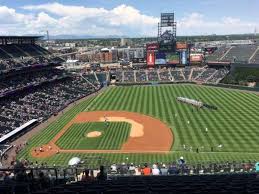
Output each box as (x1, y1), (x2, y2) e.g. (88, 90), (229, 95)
(21, 3), (159, 36)
(0, 3), (258, 37)
(178, 12), (258, 35)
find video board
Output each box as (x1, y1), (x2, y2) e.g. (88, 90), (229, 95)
(155, 52), (166, 65)
(166, 52), (180, 64)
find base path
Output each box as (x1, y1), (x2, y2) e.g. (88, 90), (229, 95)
(31, 111), (173, 158)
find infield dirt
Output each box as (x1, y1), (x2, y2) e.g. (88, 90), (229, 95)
(31, 111), (173, 158)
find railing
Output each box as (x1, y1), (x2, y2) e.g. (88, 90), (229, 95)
(0, 160), (256, 181)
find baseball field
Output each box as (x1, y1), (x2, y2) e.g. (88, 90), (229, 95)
(17, 84), (259, 166)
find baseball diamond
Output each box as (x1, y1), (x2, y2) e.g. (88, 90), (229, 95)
(17, 84), (259, 166)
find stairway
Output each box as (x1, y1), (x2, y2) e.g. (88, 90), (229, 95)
(220, 46), (233, 61)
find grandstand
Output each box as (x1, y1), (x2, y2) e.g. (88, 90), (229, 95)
(123, 70), (135, 82)
(206, 44), (259, 64)
(0, 36), (101, 160)
(250, 47), (259, 64)
(159, 68), (172, 82)
(221, 45), (258, 62)
(108, 68), (229, 84)
(135, 70), (147, 82)
(195, 68), (217, 82)
(170, 69), (185, 81)
(206, 45), (230, 61)
(147, 69), (159, 82)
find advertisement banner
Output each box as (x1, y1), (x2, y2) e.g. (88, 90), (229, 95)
(155, 52), (166, 65)
(176, 42), (188, 50)
(190, 54), (203, 62)
(181, 51), (187, 65)
(166, 53), (180, 64)
(146, 43), (159, 51)
(147, 51), (155, 66)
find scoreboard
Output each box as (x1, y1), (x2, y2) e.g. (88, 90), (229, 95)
(161, 13), (175, 27)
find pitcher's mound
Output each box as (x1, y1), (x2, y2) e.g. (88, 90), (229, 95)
(86, 131), (102, 138)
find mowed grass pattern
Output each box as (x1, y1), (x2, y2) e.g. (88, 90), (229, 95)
(17, 84), (259, 166)
(56, 122), (130, 150)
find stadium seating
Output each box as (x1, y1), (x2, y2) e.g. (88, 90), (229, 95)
(110, 71), (123, 82)
(135, 70), (147, 82)
(124, 71), (135, 83)
(0, 44), (51, 59)
(104, 68), (228, 84)
(207, 69), (229, 83)
(206, 45), (230, 61)
(147, 70), (159, 82)
(158, 69), (171, 82)
(96, 73), (107, 84)
(182, 68), (191, 81)
(0, 69), (66, 95)
(191, 68), (204, 80)
(0, 56), (63, 72)
(195, 68), (217, 82)
(0, 161), (258, 194)
(0, 74), (100, 139)
(250, 49), (259, 64)
(170, 69), (185, 81)
(221, 45), (257, 62)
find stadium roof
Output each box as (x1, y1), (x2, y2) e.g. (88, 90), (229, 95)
(0, 35), (43, 39)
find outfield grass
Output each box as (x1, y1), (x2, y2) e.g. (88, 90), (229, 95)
(56, 122), (130, 150)
(17, 84), (259, 166)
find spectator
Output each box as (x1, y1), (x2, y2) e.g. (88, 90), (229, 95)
(135, 165), (142, 176)
(110, 163), (117, 174)
(128, 163), (136, 175)
(160, 164), (168, 175)
(178, 156), (186, 166)
(168, 162), (179, 175)
(38, 171), (50, 190)
(142, 163), (152, 176)
(152, 164), (160, 175)
(97, 165), (107, 181)
(119, 163), (128, 175)
(81, 169), (94, 182)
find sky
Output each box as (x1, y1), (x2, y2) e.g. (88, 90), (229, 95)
(0, 0), (259, 37)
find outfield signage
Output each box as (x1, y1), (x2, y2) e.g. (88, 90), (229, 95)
(147, 51), (155, 66)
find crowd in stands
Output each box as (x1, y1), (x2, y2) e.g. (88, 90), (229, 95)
(207, 68), (229, 83)
(147, 70), (159, 82)
(109, 68), (229, 84)
(195, 68), (217, 82)
(0, 73), (100, 139)
(135, 70), (147, 82)
(159, 69), (172, 81)
(123, 71), (135, 83)
(0, 42), (101, 141)
(0, 56), (64, 72)
(170, 70), (185, 81)
(0, 158), (259, 194)
(0, 69), (65, 95)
